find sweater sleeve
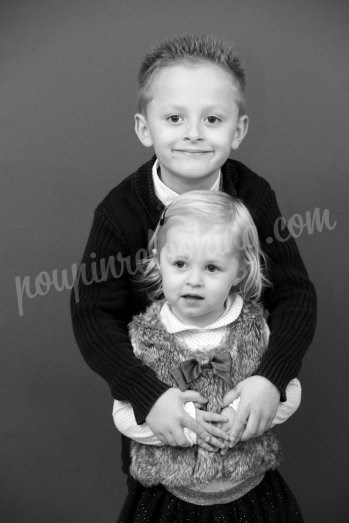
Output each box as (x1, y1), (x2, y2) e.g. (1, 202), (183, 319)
(254, 190), (317, 398)
(271, 378), (301, 425)
(70, 209), (170, 423)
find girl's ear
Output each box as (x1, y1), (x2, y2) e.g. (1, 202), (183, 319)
(134, 113), (153, 147)
(231, 114), (249, 151)
(152, 248), (160, 269)
(232, 265), (247, 286)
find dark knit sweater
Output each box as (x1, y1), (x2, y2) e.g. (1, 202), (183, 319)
(70, 156), (316, 471)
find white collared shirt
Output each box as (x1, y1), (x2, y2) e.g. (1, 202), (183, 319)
(159, 295), (243, 352)
(152, 159), (221, 206)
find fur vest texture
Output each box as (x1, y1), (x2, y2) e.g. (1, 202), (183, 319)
(129, 300), (281, 488)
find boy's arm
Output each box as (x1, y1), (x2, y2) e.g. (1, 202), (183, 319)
(255, 189), (317, 395)
(70, 209), (169, 423)
(223, 185), (316, 443)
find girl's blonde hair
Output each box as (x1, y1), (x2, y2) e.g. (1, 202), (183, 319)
(140, 190), (269, 302)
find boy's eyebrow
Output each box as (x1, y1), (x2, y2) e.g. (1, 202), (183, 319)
(160, 103), (230, 113)
(162, 101), (228, 111)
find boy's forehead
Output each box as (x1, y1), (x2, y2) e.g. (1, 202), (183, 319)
(147, 62), (240, 105)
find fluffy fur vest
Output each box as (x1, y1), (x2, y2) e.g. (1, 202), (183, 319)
(129, 300), (281, 488)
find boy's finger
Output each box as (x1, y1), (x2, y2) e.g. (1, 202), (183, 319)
(229, 410), (249, 443)
(241, 416), (271, 441)
(161, 431), (181, 447)
(170, 426), (192, 447)
(182, 390), (207, 404)
(240, 413), (262, 441)
(183, 413), (211, 442)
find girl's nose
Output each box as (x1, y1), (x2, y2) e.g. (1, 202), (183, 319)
(186, 268), (203, 287)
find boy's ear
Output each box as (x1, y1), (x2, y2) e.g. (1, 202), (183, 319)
(231, 114), (249, 151)
(134, 113), (153, 147)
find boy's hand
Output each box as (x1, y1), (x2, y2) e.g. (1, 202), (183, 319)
(195, 408), (229, 451)
(222, 376), (280, 446)
(146, 388), (213, 447)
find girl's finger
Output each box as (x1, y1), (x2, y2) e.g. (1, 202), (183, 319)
(201, 421), (229, 441)
(201, 411), (228, 423)
(197, 437), (217, 452)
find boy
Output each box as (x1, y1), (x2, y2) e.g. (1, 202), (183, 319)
(70, 34), (316, 472)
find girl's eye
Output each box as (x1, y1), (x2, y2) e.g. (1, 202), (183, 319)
(207, 264), (218, 273)
(206, 116), (221, 124)
(174, 261), (185, 268)
(168, 115), (182, 123)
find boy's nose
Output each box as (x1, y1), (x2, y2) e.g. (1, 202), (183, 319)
(184, 120), (203, 141)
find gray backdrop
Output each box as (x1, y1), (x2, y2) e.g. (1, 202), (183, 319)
(1, 1), (348, 521)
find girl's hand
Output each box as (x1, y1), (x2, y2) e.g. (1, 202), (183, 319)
(195, 408), (229, 450)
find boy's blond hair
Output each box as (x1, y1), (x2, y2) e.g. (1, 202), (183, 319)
(139, 191), (269, 302)
(138, 33), (246, 115)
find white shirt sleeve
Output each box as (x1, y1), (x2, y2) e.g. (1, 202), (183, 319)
(271, 378), (302, 426)
(230, 378), (302, 426)
(112, 400), (196, 445)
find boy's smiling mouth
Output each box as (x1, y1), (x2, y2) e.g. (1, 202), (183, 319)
(173, 149), (212, 154)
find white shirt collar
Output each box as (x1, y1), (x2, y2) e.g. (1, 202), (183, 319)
(152, 159), (221, 206)
(160, 294), (244, 334)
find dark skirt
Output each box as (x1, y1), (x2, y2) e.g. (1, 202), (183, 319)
(117, 470), (304, 523)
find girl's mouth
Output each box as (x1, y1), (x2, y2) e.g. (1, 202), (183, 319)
(181, 294), (203, 300)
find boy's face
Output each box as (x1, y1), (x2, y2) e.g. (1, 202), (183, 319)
(135, 63), (248, 194)
(158, 220), (243, 327)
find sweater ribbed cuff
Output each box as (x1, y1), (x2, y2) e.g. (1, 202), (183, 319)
(127, 378), (171, 425)
(253, 362), (294, 402)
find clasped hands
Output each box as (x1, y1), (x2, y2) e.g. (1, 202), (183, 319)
(145, 376), (280, 453)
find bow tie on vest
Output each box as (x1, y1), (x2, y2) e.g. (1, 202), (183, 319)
(171, 351), (233, 391)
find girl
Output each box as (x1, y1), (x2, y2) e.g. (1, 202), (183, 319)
(113, 190), (303, 522)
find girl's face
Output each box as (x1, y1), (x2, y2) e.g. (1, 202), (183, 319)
(158, 220), (243, 327)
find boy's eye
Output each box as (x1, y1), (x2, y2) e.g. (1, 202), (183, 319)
(206, 264), (218, 273)
(206, 116), (221, 124)
(167, 115), (183, 124)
